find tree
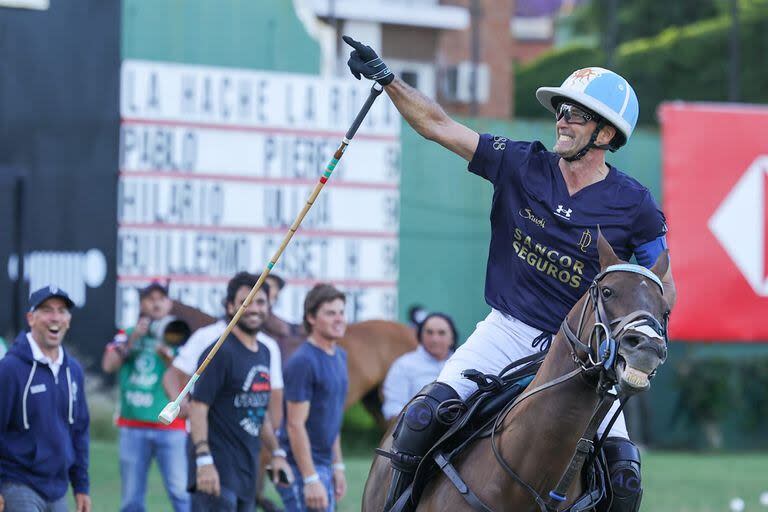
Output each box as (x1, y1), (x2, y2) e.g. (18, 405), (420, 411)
(570, 0), (722, 48)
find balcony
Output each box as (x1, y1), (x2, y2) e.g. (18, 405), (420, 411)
(309, 0), (469, 30)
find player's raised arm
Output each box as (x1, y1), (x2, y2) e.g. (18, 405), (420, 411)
(343, 36), (479, 162)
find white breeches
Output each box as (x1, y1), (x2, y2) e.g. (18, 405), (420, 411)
(437, 309), (629, 439)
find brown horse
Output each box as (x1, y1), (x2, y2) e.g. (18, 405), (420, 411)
(261, 314), (418, 425)
(363, 235), (670, 511)
(170, 301), (418, 423)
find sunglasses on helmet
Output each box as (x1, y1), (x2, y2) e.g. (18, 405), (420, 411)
(556, 103), (599, 125)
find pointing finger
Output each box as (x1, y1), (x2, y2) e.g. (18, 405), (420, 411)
(342, 35), (363, 51)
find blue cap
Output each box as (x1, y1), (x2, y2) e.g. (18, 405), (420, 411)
(28, 285), (75, 312)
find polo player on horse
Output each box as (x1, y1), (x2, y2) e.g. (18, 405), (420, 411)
(343, 36), (676, 512)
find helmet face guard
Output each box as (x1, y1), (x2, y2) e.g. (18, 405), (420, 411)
(536, 67), (639, 151)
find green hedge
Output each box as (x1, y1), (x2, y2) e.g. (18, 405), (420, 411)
(515, 8), (768, 124)
(674, 356), (768, 436)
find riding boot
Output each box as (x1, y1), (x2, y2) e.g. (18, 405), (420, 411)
(383, 382), (460, 511)
(601, 437), (643, 512)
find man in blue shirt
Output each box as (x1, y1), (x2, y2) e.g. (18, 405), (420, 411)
(0, 286), (91, 512)
(277, 284), (349, 512)
(344, 37), (677, 512)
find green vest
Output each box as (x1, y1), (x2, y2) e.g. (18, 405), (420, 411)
(118, 328), (176, 423)
(0, 337), (7, 360)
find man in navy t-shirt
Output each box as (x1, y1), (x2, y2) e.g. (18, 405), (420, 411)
(188, 273), (291, 512)
(277, 284), (349, 512)
(344, 37), (677, 512)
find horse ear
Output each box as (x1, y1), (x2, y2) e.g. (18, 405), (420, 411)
(650, 249), (670, 281)
(596, 227), (620, 269)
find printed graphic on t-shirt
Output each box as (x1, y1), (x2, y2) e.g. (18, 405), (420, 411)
(234, 364), (271, 437)
(126, 350), (160, 409)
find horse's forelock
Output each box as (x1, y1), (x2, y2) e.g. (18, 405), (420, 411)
(603, 270), (667, 319)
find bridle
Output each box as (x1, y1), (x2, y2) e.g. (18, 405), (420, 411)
(489, 264), (669, 512)
(561, 263), (669, 389)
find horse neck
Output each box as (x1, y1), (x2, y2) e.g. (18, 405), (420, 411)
(499, 299), (602, 494)
(531, 291), (594, 384)
(528, 293), (600, 431)
(527, 328), (599, 419)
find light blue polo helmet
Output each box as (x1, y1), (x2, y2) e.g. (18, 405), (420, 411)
(536, 67), (639, 150)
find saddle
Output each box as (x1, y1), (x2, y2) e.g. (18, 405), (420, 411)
(391, 352), (610, 512)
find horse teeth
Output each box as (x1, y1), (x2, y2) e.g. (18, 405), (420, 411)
(622, 367), (649, 388)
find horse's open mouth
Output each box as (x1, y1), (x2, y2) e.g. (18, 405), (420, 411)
(616, 358), (651, 391)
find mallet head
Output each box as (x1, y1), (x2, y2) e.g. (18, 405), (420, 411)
(158, 401), (180, 425)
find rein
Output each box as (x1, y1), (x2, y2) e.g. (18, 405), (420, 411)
(442, 264), (668, 512)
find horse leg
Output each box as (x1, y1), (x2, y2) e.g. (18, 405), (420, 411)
(361, 386), (387, 430)
(362, 428), (396, 511)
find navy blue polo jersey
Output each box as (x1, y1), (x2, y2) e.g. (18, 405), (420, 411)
(469, 134), (667, 334)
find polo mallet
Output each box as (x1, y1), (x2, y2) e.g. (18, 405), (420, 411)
(158, 82), (385, 424)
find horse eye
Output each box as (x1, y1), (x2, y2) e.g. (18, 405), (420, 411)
(601, 287), (613, 299)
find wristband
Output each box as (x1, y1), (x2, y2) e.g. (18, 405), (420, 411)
(303, 473), (320, 485)
(272, 448), (287, 458)
(196, 455), (214, 467)
(332, 463), (346, 471)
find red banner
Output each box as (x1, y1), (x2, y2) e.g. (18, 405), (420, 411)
(660, 102), (768, 341)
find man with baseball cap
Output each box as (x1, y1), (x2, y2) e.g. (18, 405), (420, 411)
(0, 285), (91, 512)
(102, 281), (190, 512)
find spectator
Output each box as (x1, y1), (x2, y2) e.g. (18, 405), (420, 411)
(277, 284), (349, 512)
(101, 282), (189, 512)
(163, 274), (285, 512)
(188, 273), (291, 511)
(381, 312), (458, 421)
(262, 273), (306, 355)
(264, 274), (285, 308)
(406, 304), (428, 330)
(0, 285), (91, 512)
(163, 279), (284, 429)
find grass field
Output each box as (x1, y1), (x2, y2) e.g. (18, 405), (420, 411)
(74, 440), (767, 511)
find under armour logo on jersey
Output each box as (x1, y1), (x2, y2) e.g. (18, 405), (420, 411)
(554, 205), (572, 220)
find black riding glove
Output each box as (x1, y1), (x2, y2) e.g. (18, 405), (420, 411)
(342, 35), (395, 86)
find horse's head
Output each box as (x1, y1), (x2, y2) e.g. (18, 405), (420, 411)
(590, 231), (670, 395)
(563, 231), (670, 396)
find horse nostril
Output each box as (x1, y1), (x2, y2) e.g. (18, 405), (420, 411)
(621, 334), (643, 349)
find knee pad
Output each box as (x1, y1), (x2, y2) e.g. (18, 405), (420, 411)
(392, 382), (459, 461)
(604, 437), (643, 512)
